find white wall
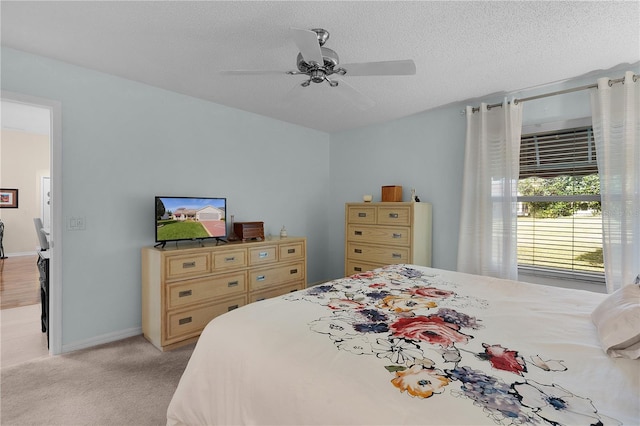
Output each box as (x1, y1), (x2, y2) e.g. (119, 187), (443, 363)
(0, 129), (50, 254)
(1, 47), (330, 349)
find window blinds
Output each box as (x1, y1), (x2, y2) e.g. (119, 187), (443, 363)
(519, 126), (597, 179)
(517, 125), (604, 279)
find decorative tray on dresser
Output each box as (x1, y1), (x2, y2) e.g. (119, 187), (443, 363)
(344, 202), (432, 276)
(142, 237), (306, 351)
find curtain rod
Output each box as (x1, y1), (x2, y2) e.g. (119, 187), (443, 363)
(469, 73), (638, 113)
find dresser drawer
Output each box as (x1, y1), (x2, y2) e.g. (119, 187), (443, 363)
(250, 281), (304, 303)
(213, 249), (247, 270)
(347, 205), (377, 224)
(249, 245), (277, 266)
(345, 260), (385, 276)
(346, 242), (410, 265)
(166, 272), (247, 310)
(166, 253), (210, 280)
(279, 242), (304, 261)
(166, 296), (246, 342)
(377, 206), (411, 225)
(346, 224), (410, 246)
(249, 261), (305, 291)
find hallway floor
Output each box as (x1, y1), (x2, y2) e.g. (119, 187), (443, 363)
(0, 256), (50, 368)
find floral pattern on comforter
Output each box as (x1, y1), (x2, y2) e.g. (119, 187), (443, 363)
(284, 264), (621, 426)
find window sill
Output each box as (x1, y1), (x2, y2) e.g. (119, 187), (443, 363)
(518, 267), (606, 294)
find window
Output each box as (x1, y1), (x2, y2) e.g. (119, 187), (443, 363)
(517, 121), (604, 281)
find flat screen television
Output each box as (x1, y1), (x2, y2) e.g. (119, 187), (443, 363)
(155, 196), (227, 246)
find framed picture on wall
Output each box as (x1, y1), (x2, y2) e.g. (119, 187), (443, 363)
(0, 189), (18, 208)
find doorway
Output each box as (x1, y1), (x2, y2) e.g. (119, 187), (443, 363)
(1, 92), (62, 358)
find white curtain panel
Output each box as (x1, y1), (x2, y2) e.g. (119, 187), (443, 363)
(457, 100), (523, 280)
(591, 70), (640, 294)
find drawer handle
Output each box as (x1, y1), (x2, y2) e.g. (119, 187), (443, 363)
(227, 281), (239, 287)
(225, 256), (235, 262)
(358, 212), (367, 217)
(290, 268), (298, 274)
(392, 233), (402, 238)
(355, 249), (362, 254)
(287, 248), (296, 254)
(354, 267), (362, 272)
(392, 253), (402, 258)
(178, 290), (192, 298)
(256, 297), (266, 302)
(258, 252), (269, 258)
(228, 304), (239, 311)
(182, 261), (196, 268)
(178, 317), (192, 325)
(257, 275), (266, 281)
(354, 230), (363, 236)
(389, 213), (399, 218)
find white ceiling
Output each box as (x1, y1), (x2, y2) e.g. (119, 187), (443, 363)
(1, 1), (639, 133)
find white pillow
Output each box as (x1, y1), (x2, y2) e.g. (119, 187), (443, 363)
(591, 278), (640, 359)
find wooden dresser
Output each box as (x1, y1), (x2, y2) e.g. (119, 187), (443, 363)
(345, 202), (432, 275)
(142, 237), (306, 351)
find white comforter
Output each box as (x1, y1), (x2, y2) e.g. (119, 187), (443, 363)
(167, 265), (639, 425)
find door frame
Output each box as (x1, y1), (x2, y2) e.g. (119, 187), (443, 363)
(2, 90), (63, 355)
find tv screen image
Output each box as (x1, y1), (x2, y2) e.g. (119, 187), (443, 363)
(155, 196), (227, 244)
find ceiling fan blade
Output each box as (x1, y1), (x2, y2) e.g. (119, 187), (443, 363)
(333, 79), (376, 110)
(220, 69), (289, 75)
(339, 59), (416, 76)
(290, 27), (324, 65)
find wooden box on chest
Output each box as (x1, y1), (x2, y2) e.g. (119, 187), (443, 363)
(233, 221), (265, 241)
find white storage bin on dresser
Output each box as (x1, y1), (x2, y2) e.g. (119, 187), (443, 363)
(142, 237), (306, 351)
(344, 202), (432, 276)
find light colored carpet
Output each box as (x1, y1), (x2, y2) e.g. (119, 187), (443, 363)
(1, 335), (194, 425)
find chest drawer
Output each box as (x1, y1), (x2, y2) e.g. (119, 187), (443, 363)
(345, 260), (385, 276)
(249, 261), (305, 291)
(377, 206), (411, 225)
(249, 245), (277, 265)
(250, 281), (304, 303)
(166, 253), (210, 280)
(166, 295), (246, 342)
(346, 224), (411, 246)
(279, 241), (304, 261)
(346, 242), (410, 265)
(213, 249), (247, 270)
(346, 205), (377, 224)
(166, 272), (247, 310)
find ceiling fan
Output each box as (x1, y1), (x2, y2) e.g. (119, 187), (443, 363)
(221, 28), (416, 109)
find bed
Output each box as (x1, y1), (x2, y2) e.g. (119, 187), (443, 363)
(167, 264), (639, 425)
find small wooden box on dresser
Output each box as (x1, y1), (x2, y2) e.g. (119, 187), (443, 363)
(345, 202), (432, 276)
(142, 237), (306, 351)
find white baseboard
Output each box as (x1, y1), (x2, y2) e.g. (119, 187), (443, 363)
(3, 251), (38, 257)
(61, 327), (142, 354)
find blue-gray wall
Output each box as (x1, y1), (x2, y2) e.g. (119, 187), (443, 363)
(1, 47), (330, 349)
(2, 46), (636, 351)
(325, 61), (638, 279)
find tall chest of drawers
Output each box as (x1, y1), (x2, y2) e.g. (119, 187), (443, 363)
(344, 202), (432, 276)
(142, 237), (306, 351)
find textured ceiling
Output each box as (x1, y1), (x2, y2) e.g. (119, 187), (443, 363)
(1, 1), (639, 133)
